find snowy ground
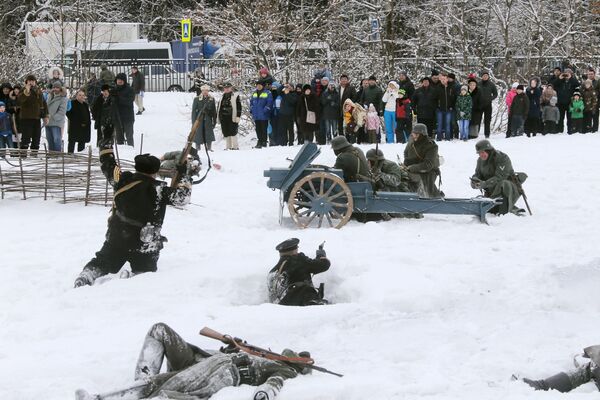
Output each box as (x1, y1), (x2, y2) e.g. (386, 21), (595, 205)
(1, 92), (600, 400)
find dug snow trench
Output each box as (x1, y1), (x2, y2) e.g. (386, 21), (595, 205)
(1, 92), (599, 400)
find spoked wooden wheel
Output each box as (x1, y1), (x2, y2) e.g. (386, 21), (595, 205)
(288, 172), (353, 229)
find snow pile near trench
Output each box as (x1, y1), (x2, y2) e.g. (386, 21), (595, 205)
(1, 92), (600, 400)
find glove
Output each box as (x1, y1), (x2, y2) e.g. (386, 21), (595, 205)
(254, 391), (269, 400)
(74, 276), (91, 288)
(316, 248), (326, 258)
(470, 178), (481, 189)
(176, 162), (187, 175)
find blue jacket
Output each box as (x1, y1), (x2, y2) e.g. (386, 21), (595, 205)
(0, 112), (13, 136)
(250, 89), (273, 121)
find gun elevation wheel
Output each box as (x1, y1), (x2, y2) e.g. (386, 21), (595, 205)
(288, 172), (353, 229)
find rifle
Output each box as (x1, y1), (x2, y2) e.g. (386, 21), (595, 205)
(171, 109), (204, 188)
(199, 327), (343, 377)
(511, 173), (532, 215)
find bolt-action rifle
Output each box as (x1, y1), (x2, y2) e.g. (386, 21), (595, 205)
(199, 327), (343, 377)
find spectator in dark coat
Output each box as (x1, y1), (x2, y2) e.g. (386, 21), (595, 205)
(434, 72), (457, 141)
(554, 68), (580, 133)
(85, 73), (101, 109)
(66, 90), (91, 152)
(412, 77), (437, 138)
(478, 71), (498, 138)
(338, 74), (357, 134)
(358, 75), (384, 115)
(113, 73), (135, 146)
(278, 83), (299, 146)
(296, 85), (320, 144)
(320, 82), (339, 142)
(524, 78), (542, 137)
(467, 78), (482, 138)
(130, 66), (145, 115)
(91, 85), (115, 147)
(17, 74), (49, 155)
(217, 82), (242, 150)
(397, 71), (415, 99)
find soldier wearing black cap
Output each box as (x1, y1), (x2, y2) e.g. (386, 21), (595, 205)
(267, 238), (330, 306)
(73, 146), (193, 287)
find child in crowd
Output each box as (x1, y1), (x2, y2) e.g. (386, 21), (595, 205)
(365, 103), (380, 143)
(342, 99), (366, 144)
(581, 79), (597, 133)
(455, 85), (472, 141)
(569, 91), (584, 134)
(394, 89), (412, 143)
(0, 101), (15, 154)
(542, 96), (559, 135)
(509, 85), (529, 137)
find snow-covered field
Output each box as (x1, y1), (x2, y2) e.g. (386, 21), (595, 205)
(1, 92), (600, 399)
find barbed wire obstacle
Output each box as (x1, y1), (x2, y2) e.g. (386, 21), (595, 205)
(0, 147), (134, 206)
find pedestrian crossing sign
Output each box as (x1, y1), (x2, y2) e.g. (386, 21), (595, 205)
(181, 19), (191, 43)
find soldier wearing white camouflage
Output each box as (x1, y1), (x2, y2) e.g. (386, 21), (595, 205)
(75, 323), (311, 400)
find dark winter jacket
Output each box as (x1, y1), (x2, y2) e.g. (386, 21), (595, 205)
(477, 79), (498, 107)
(411, 86), (437, 119)
(526, 85), (542, 118)
(130, 71), (145, 94)
(250, 89), (273, 121)
(217, 92), (242, 127)
(320, 88), (340, 120)
(66, 99), (91, 143)
(0, 112), (14, 136)
(358, 84), (384, 114)
(510, 93), (529, 117)
(91, 95), (114, 129)
(554, 76), (580, 105)
(113, 83), (135, 123)
(17, 86), (48, 120)
(192, 95), (217, 143)
(100, 147), (191, 236)
(268, 253), (330, 306)
(334, 145), (370, 182)
(469, 88), (483, 125)
(398, 78), (415, 99)
(279, 91), (298, 117)
(455, 94), (472, 120)
(296, 93), (320, 132)
(434, 84), (457, 111)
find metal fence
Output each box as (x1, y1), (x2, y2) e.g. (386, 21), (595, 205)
(61, 55), (600, 93)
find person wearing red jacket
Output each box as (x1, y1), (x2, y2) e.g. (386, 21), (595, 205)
(395, 89), (412, 143)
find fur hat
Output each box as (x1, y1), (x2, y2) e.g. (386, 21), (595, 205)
(52, 81), (62, 89)
(388, 80), (399, 90)
(516, 84), (524, 91)
(101, 84), (111, 91)
(134, 154), (161, 175)
(302, 84), (312, 92)
(412, 123), (427, 135)
(115, 73), (127, 82)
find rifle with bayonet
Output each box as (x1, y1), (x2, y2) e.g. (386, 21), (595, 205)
(199, 327), (343, 377)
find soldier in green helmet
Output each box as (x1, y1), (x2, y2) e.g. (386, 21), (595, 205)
(471, 139), (526, 215)
(364, 148), (409, 192)
(402, 123), (443, 198)
(330, 135), (370, 183)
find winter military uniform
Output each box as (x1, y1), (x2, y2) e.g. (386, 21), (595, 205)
(365, 149), (409, 192)
(403, 123), (442, 198)
(73, 149), (192, 287)
(471, 139), (525, 215)
(159, 147), (201, 179)
(523, 345), (600, 393)
(331, 136), (370, 182)
(76, 323), (308, 400)
(268, 238), (330, 306)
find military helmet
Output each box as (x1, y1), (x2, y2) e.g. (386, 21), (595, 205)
(412, 123), (427, 136)
(366, 148), (385, 161)
(475, 139), (494, 153)
(331, 136), (352, 151)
